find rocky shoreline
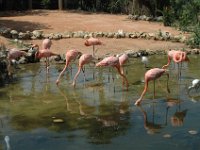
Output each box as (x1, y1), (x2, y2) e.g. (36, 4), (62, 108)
(0, 26), (187, 43)
(0, 25), (200, 86)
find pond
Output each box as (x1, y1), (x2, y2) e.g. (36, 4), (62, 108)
(0, 55), (200, 150)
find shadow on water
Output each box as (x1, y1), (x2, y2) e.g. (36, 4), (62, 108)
(0, 55), (200, 149)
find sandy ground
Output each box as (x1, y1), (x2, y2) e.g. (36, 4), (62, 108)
(0, 10), (187, 56)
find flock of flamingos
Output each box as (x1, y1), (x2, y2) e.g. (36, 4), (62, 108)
(7, 37), (193, 106)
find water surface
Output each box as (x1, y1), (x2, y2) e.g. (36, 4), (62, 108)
(0, 55), (200, 150)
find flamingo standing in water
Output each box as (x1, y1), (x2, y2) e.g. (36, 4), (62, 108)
(41, 38), (52, 68)
(34, 45), (58, 73)
(96, 56), (129, 90)
(56, 49), (82, 85)
(85, 37), (102, 57)
(162, 50), (189, 79)
(33, 39), (53, 70)
(7, 48), (27, 76)
(72, 54), (95, 87)
(118, 53), (129, 75)
(135, 68), (170, 105)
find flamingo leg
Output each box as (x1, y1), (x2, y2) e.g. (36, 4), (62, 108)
(153, 80), (156, 99)
(7, 60), (12, 77)
(135, 81), (149, 105)
(69, 65), (73, 76)
(81, 67), (86, 84)
(166, 73), (170, 93)
(115, 66), (129, 90)
(180, 62), (182, 79)
(56, 65), (68, 85)
(72, 66), (82, 87)
(93, 45), (95, 57)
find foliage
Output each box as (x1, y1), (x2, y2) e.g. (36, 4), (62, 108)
(162, 0), (200, 48)
(162, 6), (175, 26)
(41, 0), (51, 9)
(187, 27), (200, 48)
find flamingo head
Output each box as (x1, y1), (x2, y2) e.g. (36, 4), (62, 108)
(84, 40), (90, 46)
(77, 51), (82, 59)
(31, 44), (39, 49)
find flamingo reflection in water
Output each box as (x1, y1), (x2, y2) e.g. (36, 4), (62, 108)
(166, 98), (187, 127)
(135, 68), (170, 105)
(138, 105), (167, 134)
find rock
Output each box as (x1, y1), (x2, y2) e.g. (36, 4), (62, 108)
(188, 130), (198, 135)
(163, 134), (171, 138)
(53, 118), (64, 123)
(0, 27), (11, 38)
(10, 30), (18, 39)
(18, 32), (30, 39)
(107, 32), (114, 38)
(32, 30), (43, 39)
(138, 15), (147, 21)
(18, 57), (27, 64)
(73, 31), (85, 38)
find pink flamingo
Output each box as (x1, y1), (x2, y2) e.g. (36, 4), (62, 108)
(42, 38), (52, 49)
(41, 38), (52, 68)
(7, 48), (27, 76)
(72, 54), (95, 87)
(118, 53), (129, 75)
(162, 50), (189, 78)
(162, 50), (189, 69)
(96, 56), (129, 90)
(85, 37), (102, 57)
(135, 68), (170, 106)
(56, 49), (82, 85)
(34, 44), (58, 72)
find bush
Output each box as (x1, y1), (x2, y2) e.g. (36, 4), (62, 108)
(162, 7), (175, 26)
(41, 0), (51, 9)
(187, 27), (200, 48)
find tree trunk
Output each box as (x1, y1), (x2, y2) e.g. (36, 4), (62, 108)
(58, 0), (63, 10)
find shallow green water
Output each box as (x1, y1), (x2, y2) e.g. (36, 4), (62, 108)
(0, 55), (200, 150)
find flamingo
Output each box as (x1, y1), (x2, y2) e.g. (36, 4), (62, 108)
(84, 37), (102, 57)
(7, 48), (27, 76)
(118, 53), (129, 75)
(72, 54), (95, 87)
(33, 43), (58, 72)
(96, 56), (129, 90)
(135, 68), (170, 105)
(41, 38), (52, 68)
(56, 49), (82, 85)
(138, 106), (164, 134)
(42, 38), (52, 49)
(162, 50), (189, 79)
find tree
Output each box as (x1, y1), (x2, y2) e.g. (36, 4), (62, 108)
(58, 0), (63, 10)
